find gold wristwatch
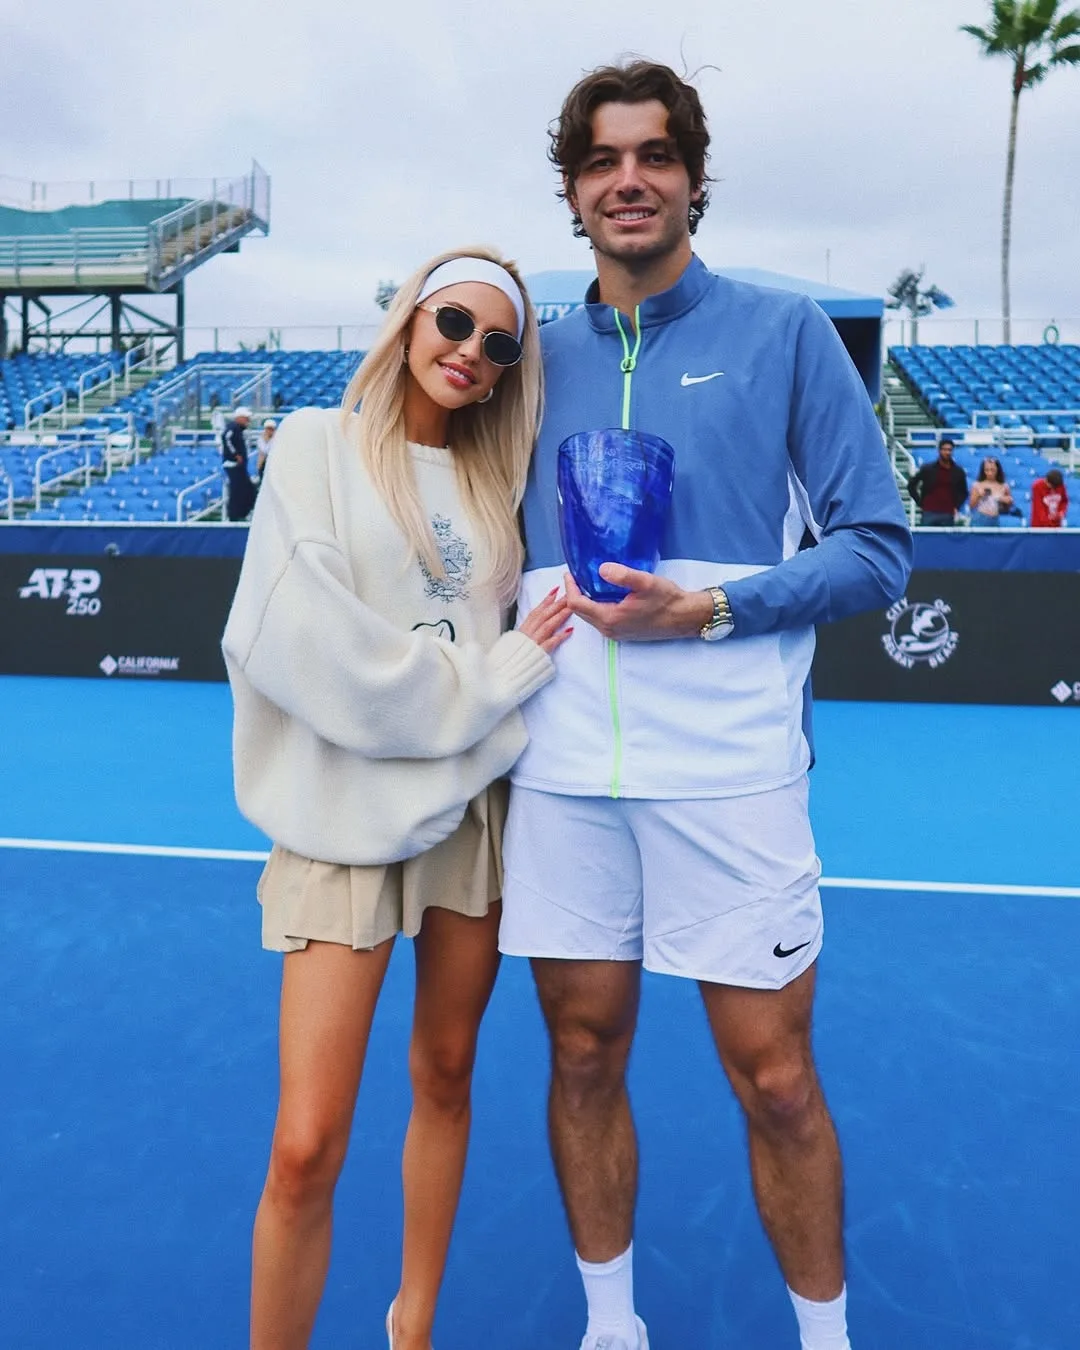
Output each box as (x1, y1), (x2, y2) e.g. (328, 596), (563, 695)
(700, 585), (735, 641)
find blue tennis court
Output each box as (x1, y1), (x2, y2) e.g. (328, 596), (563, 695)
(2, 676), (1078, 1349)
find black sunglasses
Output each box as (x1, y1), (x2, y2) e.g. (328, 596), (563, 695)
(417, 303), (523, 367)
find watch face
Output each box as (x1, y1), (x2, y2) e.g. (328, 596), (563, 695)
(702, 619), (734, 642)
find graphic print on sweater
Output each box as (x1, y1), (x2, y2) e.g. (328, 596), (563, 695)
(412, 619), (457, 642)
(420, 514), (473, 601)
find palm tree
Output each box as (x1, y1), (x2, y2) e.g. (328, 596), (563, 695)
(886, 267), (955, 345)
(961, 0), (1080, 343)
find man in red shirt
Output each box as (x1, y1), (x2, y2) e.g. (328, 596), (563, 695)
(908, 438), (968, 526)
(1030, 469), (1069, 527)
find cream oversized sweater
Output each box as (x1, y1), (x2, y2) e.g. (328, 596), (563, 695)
(222, 406), (554, 865)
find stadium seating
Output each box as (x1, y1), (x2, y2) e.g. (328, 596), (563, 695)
(2, 429), (224, 523)
(890, 344), (1080, 434)
(0, 352), (124, 430)
(94, 349), (364, 435)
(890, 344), (1079, 525)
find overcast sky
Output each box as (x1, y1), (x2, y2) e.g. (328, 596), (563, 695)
(4, 0), (1079, 345)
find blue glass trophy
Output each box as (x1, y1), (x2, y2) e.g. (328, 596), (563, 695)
(557, 429), (675, 602)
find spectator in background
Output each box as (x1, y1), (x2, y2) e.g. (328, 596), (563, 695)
(255, 418), (276, 479)
(908, 438), (968, 526)
(222, 406), (256, 521)
(968, 456), (1014, 526)
(1031, 468), (1069, 527)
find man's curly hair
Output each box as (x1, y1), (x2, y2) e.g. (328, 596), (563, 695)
(549, 60), (712, 238)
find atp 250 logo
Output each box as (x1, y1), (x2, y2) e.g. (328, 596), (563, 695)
(882, 597), (958, 669)
(18, 566), (103, 616)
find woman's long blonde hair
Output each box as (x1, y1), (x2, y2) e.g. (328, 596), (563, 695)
(341, 246), (542, 605)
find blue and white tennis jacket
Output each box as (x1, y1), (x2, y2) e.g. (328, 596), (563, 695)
(513, 254), (912, 799)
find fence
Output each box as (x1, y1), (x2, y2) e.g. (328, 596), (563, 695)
(0, 174), (254, 211)
(884, 316), (1080, 348)
(0, 228), (149, 285)
(150, 364), (272, 449)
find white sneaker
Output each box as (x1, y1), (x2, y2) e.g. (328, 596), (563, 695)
(580, 1315), (650, 1350)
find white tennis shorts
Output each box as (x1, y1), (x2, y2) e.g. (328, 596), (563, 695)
(499, 777), (823, 989)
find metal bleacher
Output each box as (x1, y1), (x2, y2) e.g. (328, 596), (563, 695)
(884, 344), (1080, 526)
(0, 168), (269, 296)
(0, 345), (366, 525)
(2, 426), (226, 524)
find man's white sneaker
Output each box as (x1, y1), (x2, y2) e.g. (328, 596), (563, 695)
(580, 1315), (650, 1350)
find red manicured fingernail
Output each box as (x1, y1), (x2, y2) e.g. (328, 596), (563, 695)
(546, 587), (559, 599)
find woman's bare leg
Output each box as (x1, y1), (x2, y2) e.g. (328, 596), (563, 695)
(251, 938), (395, 1350)
(390, 903), (501, 1350)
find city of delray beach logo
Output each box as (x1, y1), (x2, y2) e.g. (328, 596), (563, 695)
(882, 597), (959, 669)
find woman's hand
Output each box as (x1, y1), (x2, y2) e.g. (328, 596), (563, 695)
(519, 587), (574, 655)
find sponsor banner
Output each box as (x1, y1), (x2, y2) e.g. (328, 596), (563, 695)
(4, 550), (1077, 704)
(813, 569), (1080, 707)
(0, 553), (242, 681)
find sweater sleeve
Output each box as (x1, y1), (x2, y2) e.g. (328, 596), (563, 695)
(222, 408), (554, 759)
(722, 297), (913, 636)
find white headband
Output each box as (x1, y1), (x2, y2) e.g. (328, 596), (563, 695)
(416, 257), (526, 340)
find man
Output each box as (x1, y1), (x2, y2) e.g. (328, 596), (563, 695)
(221, 405), (256, 521)
(907, 438), (967, 526)
(1030, 467), (1068, 527)
(498, 60), (912, 1350)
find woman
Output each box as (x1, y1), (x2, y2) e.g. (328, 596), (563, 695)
(222, 247), (572, 1350)
(968, 456), (1014, 526)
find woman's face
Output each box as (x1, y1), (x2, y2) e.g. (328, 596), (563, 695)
(405, 281), (519, 411)
(982, 459), (999, 481)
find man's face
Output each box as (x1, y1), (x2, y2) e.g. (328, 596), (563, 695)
(938, 442), (954, 463)
(566, 99), (699, 268)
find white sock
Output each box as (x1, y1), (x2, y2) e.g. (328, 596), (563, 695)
(789, 1286), (851, 1350)
(576, 1243), (637, 1340)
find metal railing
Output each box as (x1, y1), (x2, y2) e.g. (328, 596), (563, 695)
(176, 472), (226, 522)
(74, 343), (161, 416)
(0, 228), (149, 284)
(150, 363), (272, 449)
(104, 431), (144, 479)
(148, 163), (269, 288)
(885, 316), (1080, 347)
(1, 163), (269, 293)
(905, 419), (1079, 472)
(0, 175), (239, 209)
(33, 442), (97, 509)
(23, 385), (67, 431)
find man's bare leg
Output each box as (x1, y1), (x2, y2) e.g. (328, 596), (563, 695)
(700, 963), (844, 1301)
(531, 957), (642, 1259)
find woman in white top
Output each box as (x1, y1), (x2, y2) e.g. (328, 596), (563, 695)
(968, 456), (1014, 526)
(254, 418), (276, 478)
(224, 247), (572, 1350)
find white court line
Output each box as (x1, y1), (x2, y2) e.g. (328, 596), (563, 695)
(822, 875), (1080, 899)
(0, 836), (1078, 897)
(0, 837), (269, 863)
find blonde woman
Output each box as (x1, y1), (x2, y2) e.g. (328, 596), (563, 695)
(223, 247), (572, 1350)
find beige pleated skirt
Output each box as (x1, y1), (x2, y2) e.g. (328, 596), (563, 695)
(256, 780), (508, 952)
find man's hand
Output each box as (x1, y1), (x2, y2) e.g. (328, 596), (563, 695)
(564, 564), (714, 641)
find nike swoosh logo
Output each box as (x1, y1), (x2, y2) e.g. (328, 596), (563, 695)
(773, 940), (813, 959)
(680, 371), (725, 386)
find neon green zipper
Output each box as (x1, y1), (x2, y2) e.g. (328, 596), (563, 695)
(605, 306), (642, 796)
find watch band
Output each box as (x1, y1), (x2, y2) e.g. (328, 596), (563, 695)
(700, 585), (734, 639)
